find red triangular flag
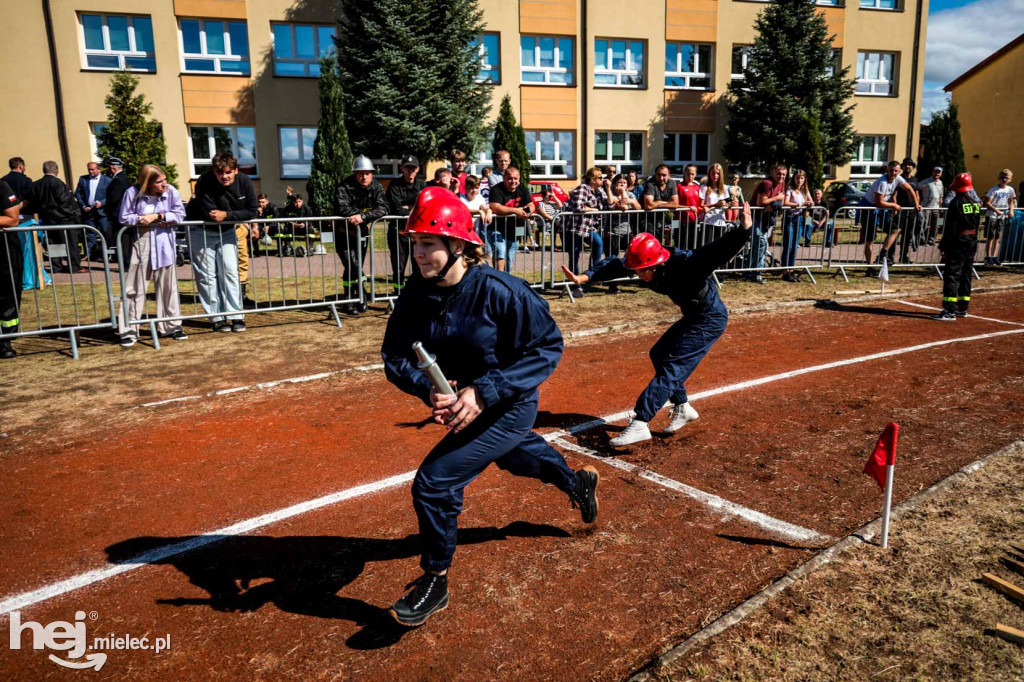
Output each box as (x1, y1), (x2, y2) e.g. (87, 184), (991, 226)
(863, 423), (899, 489)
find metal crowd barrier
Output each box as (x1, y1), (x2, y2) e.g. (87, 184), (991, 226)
(0, 224), (117, 359)
(115, 216), (362, 349)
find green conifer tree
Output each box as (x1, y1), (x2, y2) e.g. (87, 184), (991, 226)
(723, 0), (855, 175)
(492, 94), (531, 183)
(919, 101), (966, 181)
(308, 56), (353, 215)
(96, 71), (177, 185)
(336, 0), (491, 164)
(804, 110), (826, 191)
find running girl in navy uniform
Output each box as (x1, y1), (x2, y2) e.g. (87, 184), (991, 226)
(381, 186), (600, 626)
(561, 203), (754, 447)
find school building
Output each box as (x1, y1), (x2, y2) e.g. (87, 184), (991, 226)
(2, 0), (927, 200)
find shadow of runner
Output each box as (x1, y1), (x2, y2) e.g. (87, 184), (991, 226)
(716, 533), (823, 553)
(815, 300), (934, 320)
(105, 522), (571, 649)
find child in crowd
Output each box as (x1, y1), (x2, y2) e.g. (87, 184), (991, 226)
(982, 169), (1016, 266)
(459, 175), (492, 237)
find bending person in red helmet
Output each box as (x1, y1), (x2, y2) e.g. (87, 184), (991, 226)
(380, 186), (600, 626)
(932, 172), (981, 321)
(562, 203), (754, 447)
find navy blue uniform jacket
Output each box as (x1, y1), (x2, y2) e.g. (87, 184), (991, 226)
(585, 226), (751, 318)
(381, 265), (564, 409)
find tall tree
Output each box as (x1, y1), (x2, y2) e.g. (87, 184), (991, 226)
(918, 101), (965, 181)
(97, 71), (177, 185)
(336, 0), (491, 164)
(492, 94), (531, 183)
(723, 0), (855, 178)
(308, 55), (353, 215)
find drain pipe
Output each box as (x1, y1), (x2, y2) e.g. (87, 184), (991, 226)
(906, 0), (924, 160)
(580, 0), (588, 173)
(43, 0), (73, 184)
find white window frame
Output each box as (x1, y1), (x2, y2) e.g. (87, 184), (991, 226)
(731, 45), (751, 80)
(850, 135), (891, 177)
(525, 130), (575, 179)
(856, 51), (896, 96)
(79, 13), (155, 72)
(179, 19), (250, 75)
(666, 42), (713, 90)
(594, 39), (645, 88)
(271, 23), (335, 77)
(279, 126), (318, 179)
(594, 132), (644, 174)
(372, 158), (402, 179)
(520, 35), (574, 86)
(188, 125), (258, 178)
(663, 133), (710, 175)
(468, 148), (493, 176)
(474, 33), (501, 84)
(89, 123), (109, 163)
(860, 0), (898, 9)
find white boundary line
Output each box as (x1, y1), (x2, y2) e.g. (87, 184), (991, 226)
(5, 325), (1024, 616)
(551, 437), (829, 544)
(893, 299), (1024, 326)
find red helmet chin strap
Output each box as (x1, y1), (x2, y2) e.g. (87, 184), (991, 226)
(427, 237), (463, 284)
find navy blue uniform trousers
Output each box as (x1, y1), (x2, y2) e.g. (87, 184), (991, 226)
(633, 299), (728, 423)
(413, 391), (576, 572)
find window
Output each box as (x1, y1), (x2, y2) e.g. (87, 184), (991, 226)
(860, 0), (897, 8)
(521, 36), (574, 85)
(594, 39), (644, 87)
(663, 133), (710, 175)
(816, 0), (844, 5)
(279, 127), (318, 178)
(80, 14), (155, 71)
(594, 132), (644, 174)
(826, 49), (842, 76)
(89, 123), (109, 163)
(468, 147), (493, 176)
(731, 45), (751, 80)
(371, 158), (402, 178)
(856, 51), (896, 95)
(525, 131), (575, 178)
(473, 33), (500, 84)
(180, 19), (250, 74)
(850, 135), (890, 177)
(189, 126), (257, 177)
(272, 23), (335, 77)
(665, 43), (712, 90)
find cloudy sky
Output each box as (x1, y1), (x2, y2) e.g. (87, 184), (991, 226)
(921, 0), (1024, 122)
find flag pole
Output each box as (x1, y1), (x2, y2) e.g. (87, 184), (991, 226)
(880, 464), (894, 548)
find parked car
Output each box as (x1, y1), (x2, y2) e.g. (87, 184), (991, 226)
(529, 182), (570, 211)
(822, 180), (873, 214)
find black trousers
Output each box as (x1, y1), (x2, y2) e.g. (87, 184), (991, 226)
(1, 234), (24, 333)
(337, 231), (367, 295)
(50, 227), (82, 271)
(387, 225), (410, 289)
(941, 236), (976, 312)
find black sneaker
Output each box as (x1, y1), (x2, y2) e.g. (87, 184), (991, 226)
(390, 572), (449, 626)
(169, 328), (188, 340)
(212, 321), (231, 333)
(119, 334), (137, 347)
(231, 320), (246, 333)
(931, 310), (956, 321)
(569, 466), (600, 523)
(955, 310), (968, 318)
(0, 341), (16, 359)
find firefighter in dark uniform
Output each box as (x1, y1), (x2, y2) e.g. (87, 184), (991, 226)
(561, 203), (755, 447)
(0, 180), (24, 358)
(334, 155), (388, 314)
(380, 187), (599, 626)
(932, 172), (981, 321)
(383, 154), (426, 293)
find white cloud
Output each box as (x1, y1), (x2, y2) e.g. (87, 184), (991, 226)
(919, 83), (951, 123)
(925, 0), (1024, 86)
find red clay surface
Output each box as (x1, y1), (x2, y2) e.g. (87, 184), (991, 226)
(2, 290), (1023, 679)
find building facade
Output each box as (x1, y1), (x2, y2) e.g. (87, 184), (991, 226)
(2, 0), (927, 201)
(944, 33), (1023, 187)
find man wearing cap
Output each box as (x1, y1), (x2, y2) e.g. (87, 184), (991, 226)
(385, 155), (425, 293)
(105, 157), (132, 265)
(933, 173), (980, 321)
(335, 154), (388, 314)
(918, 166), (944, 246)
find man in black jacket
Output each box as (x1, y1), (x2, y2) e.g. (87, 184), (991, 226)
(933, 173), (981, 321)
(187, 150), (258, 332)
(335, 154), (388, 314)
(30, 161), (83, 273)
(2, 157), (34, 205)
(383, 154), (425, 293)
(104, 157), (132, 268)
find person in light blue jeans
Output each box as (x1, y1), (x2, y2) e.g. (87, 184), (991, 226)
(485, 219), (519, 273)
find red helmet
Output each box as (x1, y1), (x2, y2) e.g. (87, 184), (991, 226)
(949, 172), (973, 193)
(624, 232), (670, 270)
(402, 186), (483, 245)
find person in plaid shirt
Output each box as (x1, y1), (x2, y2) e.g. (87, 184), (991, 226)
(565, 167), (607, 297)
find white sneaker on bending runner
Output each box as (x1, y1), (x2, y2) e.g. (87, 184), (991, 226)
(665, 402), (699, 433)
(609, 418), (651, 447)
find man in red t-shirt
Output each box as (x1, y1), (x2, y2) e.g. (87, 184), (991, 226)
(746, 163), (788, 281)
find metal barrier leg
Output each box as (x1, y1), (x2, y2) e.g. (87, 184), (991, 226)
(934, 265), (942, 279)
(972, 267), (980, 280)
(150, 320), (161, 350)
(838, 266), (849, 283)
(69, 329), (79, 360)
(804, 267), (817, 285)
(329, 303), (343, 329)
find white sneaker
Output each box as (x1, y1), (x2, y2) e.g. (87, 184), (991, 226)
(665, 402), (699, 433)
(609, 418), (651, 447)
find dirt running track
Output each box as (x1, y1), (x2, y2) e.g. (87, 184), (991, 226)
(2, 290), (1023, 679)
